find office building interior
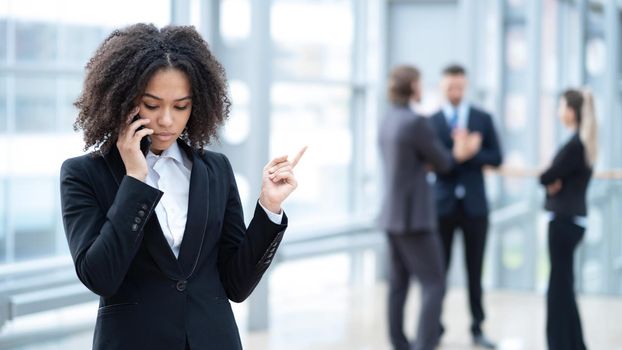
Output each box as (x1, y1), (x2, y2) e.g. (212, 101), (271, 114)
(0, 0), (621, 349)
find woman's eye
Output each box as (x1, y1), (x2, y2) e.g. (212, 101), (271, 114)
(175, 105), (190, 111)
(143, 103), (158, 110)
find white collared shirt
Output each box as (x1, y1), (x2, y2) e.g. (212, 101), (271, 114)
(145, 142), (283, 258)
(442, 100), (470, 130)
(442, 101), (470, 199)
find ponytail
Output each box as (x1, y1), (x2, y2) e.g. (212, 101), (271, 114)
(579, 88), (598, 167)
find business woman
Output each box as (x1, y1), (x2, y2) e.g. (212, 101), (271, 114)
(60, 24), (305, 350)
(379, 65), (456, 350)
(540, 88), (597, 350)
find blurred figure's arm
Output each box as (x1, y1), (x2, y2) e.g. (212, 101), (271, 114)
(469, 114), (503, 167)
(540, 140), (581, 185)
(413, 117), (454, 174)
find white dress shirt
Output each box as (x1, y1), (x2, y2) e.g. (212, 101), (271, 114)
(442, 100), (470, 130)
(145, 142), (283, 258)
(442, 101), (470, 199)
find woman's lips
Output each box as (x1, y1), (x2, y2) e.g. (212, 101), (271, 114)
(153, 132), (175, 142)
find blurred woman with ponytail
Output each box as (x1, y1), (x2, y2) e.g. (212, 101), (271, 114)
(540, 88), (597, 350)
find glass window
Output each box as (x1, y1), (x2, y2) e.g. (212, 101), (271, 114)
(586, 36), (606, 77)
(0, 180), (5, 263)
(502, 227), (525, 270)
(220, 0), (251, 45)
(506, 0), (525, 9)
(11, 178), (57, 261)
(15, 75), (56, 132)
(59, 77), (82, 132)
(8, 0), (171, 29)
(271, 0), (353, 81)
(222, 80), (250, 145)
(15, 21), (58, 63)
(59, 23), (104, 65)
(505, 26), (527, 71)
(0, 75), (6, 132)
(270, 82), (351, 226)
(504, 93), (527, 132)
(0, 18), (7, 63)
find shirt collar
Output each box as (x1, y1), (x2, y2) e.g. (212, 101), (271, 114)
(147, 141), (185, 166)
(442, 100), (469, 120)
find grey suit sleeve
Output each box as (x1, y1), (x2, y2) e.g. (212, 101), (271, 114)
(413, 117), (454, 173)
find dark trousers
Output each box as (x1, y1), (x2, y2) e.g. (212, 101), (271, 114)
(387, 232), (446, 350)
(438, 202), (488, 336)
(547, 218), (587, 350)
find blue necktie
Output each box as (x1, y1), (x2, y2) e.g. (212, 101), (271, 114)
(449, 109), (459, 129)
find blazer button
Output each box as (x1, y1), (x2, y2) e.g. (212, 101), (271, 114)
(131, 223), (139, 232)
(176, 280), (187, 292)
(137, 210), (146, 217)
(134, 217), (141, 224)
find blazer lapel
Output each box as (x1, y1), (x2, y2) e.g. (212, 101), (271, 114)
(177, 142), (209, 277)
(143, 216), (185, 280)
(467, 107), (477, 132)
(433, 112), (453, 147)
(103, 145), (185, 280)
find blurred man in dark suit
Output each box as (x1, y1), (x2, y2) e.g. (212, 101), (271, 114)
(429, 64), (503, 349)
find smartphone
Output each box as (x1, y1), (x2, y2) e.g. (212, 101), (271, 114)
(131, 114), (151, 156)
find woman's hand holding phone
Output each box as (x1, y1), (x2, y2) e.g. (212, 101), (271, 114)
(117, 107), (154, 182)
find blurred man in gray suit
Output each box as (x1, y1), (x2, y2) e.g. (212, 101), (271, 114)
(379, 65), (476, 350)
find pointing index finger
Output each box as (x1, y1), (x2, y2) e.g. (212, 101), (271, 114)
(291, 146), (308, 168)
(265, 155), (288, 171)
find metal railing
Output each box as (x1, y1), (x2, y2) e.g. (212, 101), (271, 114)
(1, 167), (620, 340)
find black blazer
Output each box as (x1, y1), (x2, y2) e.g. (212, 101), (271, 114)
(60, 139), (288, 350)
(378, 104), (453, 234)
(540, 133), (592, 217)
(430, 106), (503, 218)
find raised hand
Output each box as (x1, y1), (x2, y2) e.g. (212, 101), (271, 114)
(117, 107), (153, 181)
(467, 132), (482, 155)
(452, 129), (470, 163)
(259, 146), (307, 213)
(452, 129), (482, 163)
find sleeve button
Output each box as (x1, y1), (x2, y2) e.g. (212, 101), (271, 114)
(137, 210), (146, 217)
(141, 204), (149, 210)
(134, 217), (142, 224)
(131, 223), (139, 232)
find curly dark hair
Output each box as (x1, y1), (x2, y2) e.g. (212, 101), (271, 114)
(73, 23), (231, 154)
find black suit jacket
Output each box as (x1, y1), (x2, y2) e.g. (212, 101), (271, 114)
(60, 139), (287, 350)
(430, 106), (503, 218)
(378, 104), (453, 233)
(540, 133), (592, 217)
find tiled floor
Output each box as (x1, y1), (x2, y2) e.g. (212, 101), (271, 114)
(243, 285), (622, 350)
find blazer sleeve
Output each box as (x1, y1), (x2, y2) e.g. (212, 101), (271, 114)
(413, 117), (454, 174)
(60, 158), (163, 297)
(539, 138), (582, 185)
(217, 154), (288, 303)
(469, 113), (503, 167)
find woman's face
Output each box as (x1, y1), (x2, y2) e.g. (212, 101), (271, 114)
(139, 68), (192, 154)
(558, 97), (577, 129)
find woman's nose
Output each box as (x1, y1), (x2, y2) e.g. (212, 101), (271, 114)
(158, 108), (174, 127)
